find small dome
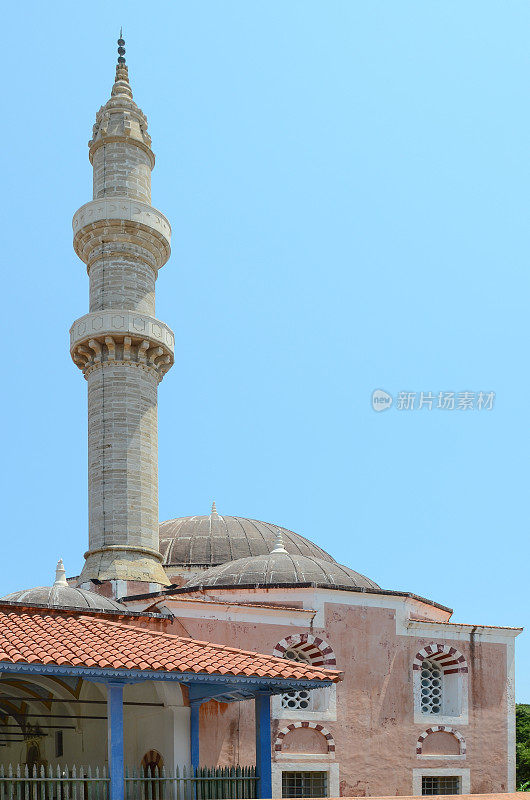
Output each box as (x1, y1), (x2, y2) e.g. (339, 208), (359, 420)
(1, 560), (127, 612)
(1, 585), (127, 612)
(182, 552), (380, 591)
(160, 504), (336, 567)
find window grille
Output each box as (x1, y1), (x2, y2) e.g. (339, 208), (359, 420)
(282, 770), (327, 798)
(281, 689), (312, 710)
(284, 648), (312, 664)
(422, 775), (460, 795)
(282, 647), (313, 711)
(281, 647), (315, 710)
(420, 660), (443, 714)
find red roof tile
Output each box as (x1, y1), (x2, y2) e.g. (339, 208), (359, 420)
(0, 607), (342, 684)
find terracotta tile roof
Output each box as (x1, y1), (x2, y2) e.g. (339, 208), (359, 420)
(0, 607), (342, 683)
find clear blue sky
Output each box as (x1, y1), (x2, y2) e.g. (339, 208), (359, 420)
(1, 2), (528, 698)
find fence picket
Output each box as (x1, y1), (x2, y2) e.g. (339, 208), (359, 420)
(0, 762), (256, 800)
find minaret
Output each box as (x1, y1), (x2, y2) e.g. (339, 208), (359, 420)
(70, 36), (173, 589)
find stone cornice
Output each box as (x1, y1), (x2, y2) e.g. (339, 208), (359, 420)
(84, 545), (165, 564)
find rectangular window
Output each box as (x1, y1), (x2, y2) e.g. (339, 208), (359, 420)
(422, 775), (461, 795)
(282, 772), (328, 797)
(282, 771), (327, 798)
(55, 730), (63, 758)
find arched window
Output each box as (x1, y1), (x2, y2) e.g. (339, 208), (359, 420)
(274, 635), (337, 715)
(413, 644), (468, 721)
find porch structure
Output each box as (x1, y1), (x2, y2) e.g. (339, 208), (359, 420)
(0, 604), (341, 799)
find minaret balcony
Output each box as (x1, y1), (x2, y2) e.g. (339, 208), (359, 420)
(73, 197), (171, 271)
(70, 310), (174, 381)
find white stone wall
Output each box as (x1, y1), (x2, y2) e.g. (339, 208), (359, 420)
(93, 142), (152, 204)
(89, 252), (156, 315)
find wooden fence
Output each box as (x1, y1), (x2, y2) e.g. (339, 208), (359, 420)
(0, 764), (257, 800)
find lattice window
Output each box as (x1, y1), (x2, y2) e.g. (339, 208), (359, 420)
(281, 689), (312, 710)
(284, 648), (312, 664)
(282, 771), (328, 798)
(420, 660), (443, 714)
(422, 775), (460, 795)
(281, 646), (314, 710)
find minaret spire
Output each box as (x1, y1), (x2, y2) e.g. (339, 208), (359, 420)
(70, 39), (173, 590)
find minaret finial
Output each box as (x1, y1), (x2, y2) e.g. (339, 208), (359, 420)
(117, 30), (126, 64)
(271, 528), (288, 555)
(112, 31), (132, 98)
(54, 559), (68, 588)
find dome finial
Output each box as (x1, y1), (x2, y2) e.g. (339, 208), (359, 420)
(54, 559), (68, 588)
(271, 528), (288, 555)
(210, 500), (219, 517)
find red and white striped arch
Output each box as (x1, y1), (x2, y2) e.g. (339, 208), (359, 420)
(273, 634), (336, 666)
(412, 644), (468, 675)
(274, 722), (336, 753)
(416, 726), (466, 755)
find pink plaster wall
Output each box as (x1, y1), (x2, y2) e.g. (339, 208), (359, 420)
(157, 595), (512, 796)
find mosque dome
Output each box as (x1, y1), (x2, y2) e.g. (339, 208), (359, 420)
(181, 542), (380, 591)
(1, 561), (127, 612)
(160, 503), (336, 567)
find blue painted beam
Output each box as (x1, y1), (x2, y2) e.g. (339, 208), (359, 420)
(107, 681), (125, 800)
(188, 684), (233, 701)
(255, 692), (272, 799)
(190, 700), (201, 770)
(0, 662), (333, 695)
(188, 683), (254, 703)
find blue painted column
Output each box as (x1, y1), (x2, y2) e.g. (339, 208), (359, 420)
(107, 681), (125, 800)
(190, 700), (201, 770)
(255, 692), (272, 799)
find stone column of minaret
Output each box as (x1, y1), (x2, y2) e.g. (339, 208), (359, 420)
(70, 37), (173, 591)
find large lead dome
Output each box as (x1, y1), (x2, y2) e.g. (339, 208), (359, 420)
(159, 504), (336, 567)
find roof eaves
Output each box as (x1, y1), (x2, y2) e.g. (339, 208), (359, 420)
(407, 619), (523, 634)
(145, 583), (453, 614)
(124, 595), (316, 614)
(0, 660), (340, 688)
